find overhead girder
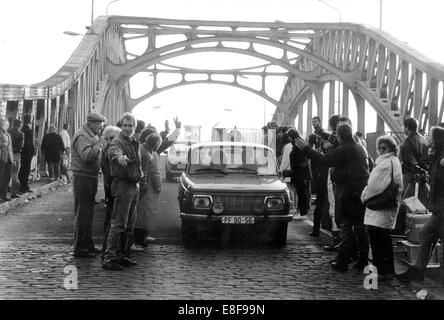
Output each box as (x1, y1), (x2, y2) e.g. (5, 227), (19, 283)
(128, 80), (279, 108)
(108, 35), (355, 89)
(2, 17), (444, 138)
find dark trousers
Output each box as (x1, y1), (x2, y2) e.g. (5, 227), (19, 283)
(293, 178), (309, 215)
(101, 182), (114, 255)
(73, 175), (98, 252)
(313, 168), (328, 231)
(335, 183), (369, 263)
(18, 154), (32, 192)
(104, 180), (139, 263)
(47, 160), (60, 179)
(367, 226), (395, 275)
(0, 160), (11, 199)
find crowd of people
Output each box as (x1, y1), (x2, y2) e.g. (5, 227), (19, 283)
(70, 111), (181, 271)
(271, 115), (444, 282)
(1, 108), (442, 281)
(0, 115), (36, 202)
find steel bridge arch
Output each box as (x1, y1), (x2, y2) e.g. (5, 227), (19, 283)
(129, 80), (279, 109)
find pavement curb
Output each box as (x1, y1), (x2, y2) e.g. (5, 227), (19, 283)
(0, 180), (65, 215)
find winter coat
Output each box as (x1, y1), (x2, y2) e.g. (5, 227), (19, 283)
(108, 132), (142, 182)
(135, 144), (162, 231)
(304, 140), (369, 186)
(290, 143), (311, 183)
(71, 123), (101, 178)
(361, 153), (403, 229)
(400, 131), (428, 175)
(41, 132), (65, 162)
(427, 152), (444, 216)
(21, 124), (35, 158)
(0, 129), (14, 163)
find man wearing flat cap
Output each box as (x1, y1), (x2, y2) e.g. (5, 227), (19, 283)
(71, 112), (106, 258)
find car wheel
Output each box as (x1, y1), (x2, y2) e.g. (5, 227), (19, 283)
(182, 220), (199, 246)
(271, 222), (288, 247)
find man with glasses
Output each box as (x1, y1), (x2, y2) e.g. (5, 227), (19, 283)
(71, 112), (106, 258)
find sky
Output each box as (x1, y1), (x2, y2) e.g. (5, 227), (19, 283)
(1, 0), (443, 139)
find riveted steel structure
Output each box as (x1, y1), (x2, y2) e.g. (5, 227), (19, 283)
(1, 16), (444, 142)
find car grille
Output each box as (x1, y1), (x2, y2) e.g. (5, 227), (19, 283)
(211, 194), (265, 214)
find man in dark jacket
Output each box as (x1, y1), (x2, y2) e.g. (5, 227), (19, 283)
(286, 128), (310, 217)
(103, 112), (142, 271)
(71, 112), (106, 258)
(41, 125), (65, 180)
(400, 117), (428, 187)
(295, 124), (370, 272)
(18, 114), (35, 193)
(8, 119), (24, 198)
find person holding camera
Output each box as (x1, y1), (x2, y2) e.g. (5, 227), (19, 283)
(294, 124), (370, 272)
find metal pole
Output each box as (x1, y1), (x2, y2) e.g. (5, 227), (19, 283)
(91, 0), (94, 27)
(106, 0), (121, 16)
(379, 0), (383, 29)
(318, 0), (342, 23)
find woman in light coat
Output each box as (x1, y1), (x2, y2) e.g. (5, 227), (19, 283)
(361, 135), (403, 281)
(133, 130), (162, 248)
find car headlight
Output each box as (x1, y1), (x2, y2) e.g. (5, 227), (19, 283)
(193, 195), (212, 209)
(265, 196), (284, 210)
(212, 202), (224, 214)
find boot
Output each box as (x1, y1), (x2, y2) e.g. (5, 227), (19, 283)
(324, 231), (340, 252)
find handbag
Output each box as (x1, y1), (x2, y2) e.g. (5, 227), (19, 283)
(364, 158), (399, 210)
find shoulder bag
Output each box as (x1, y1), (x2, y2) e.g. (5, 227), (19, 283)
(364, 158), (399, 210)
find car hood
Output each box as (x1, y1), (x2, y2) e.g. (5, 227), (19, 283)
(183, 174), (287, 192)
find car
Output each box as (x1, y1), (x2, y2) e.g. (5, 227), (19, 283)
(177, 141), (292, 246)
(166, 143), (190, 182)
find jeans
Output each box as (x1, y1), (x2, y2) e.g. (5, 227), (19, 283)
(101, 182), (115, 255)
(0, 159), (11, 199)
(19, 154), (32, 192)
(367, 226), (395, 275)
(47, 160), (60, 179)
(104, 179), (139, 263)
(415, 214), (444, 271)
(73, 175), (98, 252)
(10, 153), (21, 196)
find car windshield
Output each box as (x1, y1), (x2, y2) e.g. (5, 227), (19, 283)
(188, 145), (277, 176)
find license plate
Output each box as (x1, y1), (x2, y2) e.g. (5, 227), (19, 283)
(221, 216), (255, 224)
(177, 164), (186, 169)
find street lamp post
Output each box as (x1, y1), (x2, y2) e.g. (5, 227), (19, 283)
(318, 0), (342, 113)
(379, 0), (383, 29)
(91, 0), (94, 28)
(106, 0), (121, 16)
(318, 0), (342, 23)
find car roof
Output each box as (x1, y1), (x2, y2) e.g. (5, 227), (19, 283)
(190, 141), (273, 150)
